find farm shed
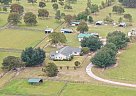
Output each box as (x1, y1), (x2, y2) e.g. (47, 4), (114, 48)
(28, 78), (43, 84)
(45, 28), (54, 33)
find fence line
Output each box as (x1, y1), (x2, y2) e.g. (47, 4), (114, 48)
(0, 48), (22, 53)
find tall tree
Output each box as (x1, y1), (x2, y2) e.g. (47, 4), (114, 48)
(55, 10), (61, 21)
(77, 21), (88, 33)
(38, 9), (49, 18)
(21, 47), (46, 67)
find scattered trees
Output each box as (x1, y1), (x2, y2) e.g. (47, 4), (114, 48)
(81, 36), (102, 51)
(74, 61), (81, 67)
(24, 12), (37, 25)
(44, 62), (58, 77)
(90, 4), (99, 14)
(124, 14), (132, 22)
(120, 0), (136, 8)
(21, 47), (46, 67)
(0, 0), (12, 5)
(77, 21), (88, 33)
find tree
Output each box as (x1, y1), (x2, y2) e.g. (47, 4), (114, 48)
(38, 9), (49, 18)
(64, 4), (72, 9)
(91, 48), (116, 68)
(64, 14), (73, 26)
(124, 14), (132, 22)
(24, 12), (37, 25)
(10, 4), (24, 14)
(39, 1), (46, 8)
(90, 4), (99, 14)
(55, 10), (61, 21)
(103, 16), (113, 23)
(21, 47), (46, 67)
(104, 43), (117, 52)
(51, 0), (57, 2)
(118, 17), (123, 23)
(3, 7), (7, 12)
(27, 0), (37, 4)
(107, 31), (130, 49)
(112, 5), (125, 14)
(77, 21), (88, 33)
(2, 56), (25, 71)
(45, 62), (58, 77)
(49, 32), (67, 45)
(0, 0), (12, 5)
(76, 12), (88, 21)
(8, 12), (21, 25)
(88, 16), (93, 23)
(74, 61), (81, 67)
(81, 36), (103, 51)
(52, 3), (58, 10)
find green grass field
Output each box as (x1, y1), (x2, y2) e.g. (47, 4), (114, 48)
(0, 29), (44, 49)
(1, 79), (136, 96)
(92, 43), (136, 83)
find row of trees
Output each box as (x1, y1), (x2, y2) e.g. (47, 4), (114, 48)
(119, 0), (136, 8)
(91, 31), (129, 68)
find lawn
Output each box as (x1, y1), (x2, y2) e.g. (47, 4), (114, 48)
(1, 79), (136, 96)
(0, 29), (44, 49)
(0, 14), (8, 27)
(92, 43), (136, 83)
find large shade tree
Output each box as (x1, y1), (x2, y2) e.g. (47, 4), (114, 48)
(24, 12), (37, 25)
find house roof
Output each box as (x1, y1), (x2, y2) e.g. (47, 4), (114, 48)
(45, 28), (53, 31)
(61, 28), (73, 32)
(78, 33), (98, 38)
(71, 21), (80, 24)
(96, 21), (103, 24)
(119, 22), (126, 25)
(28, 78), (43, 83)
(50, 46), (81, 57)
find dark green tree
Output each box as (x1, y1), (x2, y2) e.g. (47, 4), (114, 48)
(8, 12), (21, 25)
(81, 36), (102, 51)
(10, 4), (24, 14)
(39, 1), (46, 8)
(52, 3), (58, 10)
(0, 0), (12, 5)
(124, 14), (132, 22)
(21, 47), (46, 67)
(90, 4), (99, 13)
(55, 10), (61, 21)
(38, 9), (49, 18)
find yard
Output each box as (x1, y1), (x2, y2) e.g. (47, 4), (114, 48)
(0, 29), (44, 49)
(92, 43), (136, 83)
(1, 79), (136, 96)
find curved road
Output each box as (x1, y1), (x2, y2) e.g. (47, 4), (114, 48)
(86, 63), (136, 88)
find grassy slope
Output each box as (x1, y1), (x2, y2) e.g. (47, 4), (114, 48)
(0, 29), (44, 49)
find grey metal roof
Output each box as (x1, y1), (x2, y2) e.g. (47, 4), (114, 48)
(50, 46), (81, 57)
(28, 78), (43, 83)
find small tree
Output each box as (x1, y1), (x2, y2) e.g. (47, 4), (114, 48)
(124, 14), (132, 22)
(27, 0), (37, 4)
(103, 16), (113, 24)
(2, 56), (25, 71)
(76, 12), (88, 21)
(52, 3), (58, 10)
(74, 61), (81, 67)
(64, 14), (73, 26)
(24, 12), (37, 25)
(81, 47), (90, 54)
(118, 17), (123, 23)
(112, 5), (125, 14)
(39, 1), (46, 8)
(3, 7), (7, 12)
(77, 21), (88, 33)
(88, 16), (93, 23)
(8, 12), (21, 25)
(21, 47), (46, 67)
(38, 9), (49, 18)
(90, 4), (99, 14)
(45, 62), (58, 77)
(55, 10), (61, 21)
(81, 36), (103, 51)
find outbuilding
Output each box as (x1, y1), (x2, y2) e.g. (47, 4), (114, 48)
(28, 78), (43, 84)
(78, 33), (99, 41)
(70, 21), (80, 26)
(96, 21), (104, 25)
(45, 28), (54, 33)
(119, 22), (126, 27)
(60, 28), (73, 33)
